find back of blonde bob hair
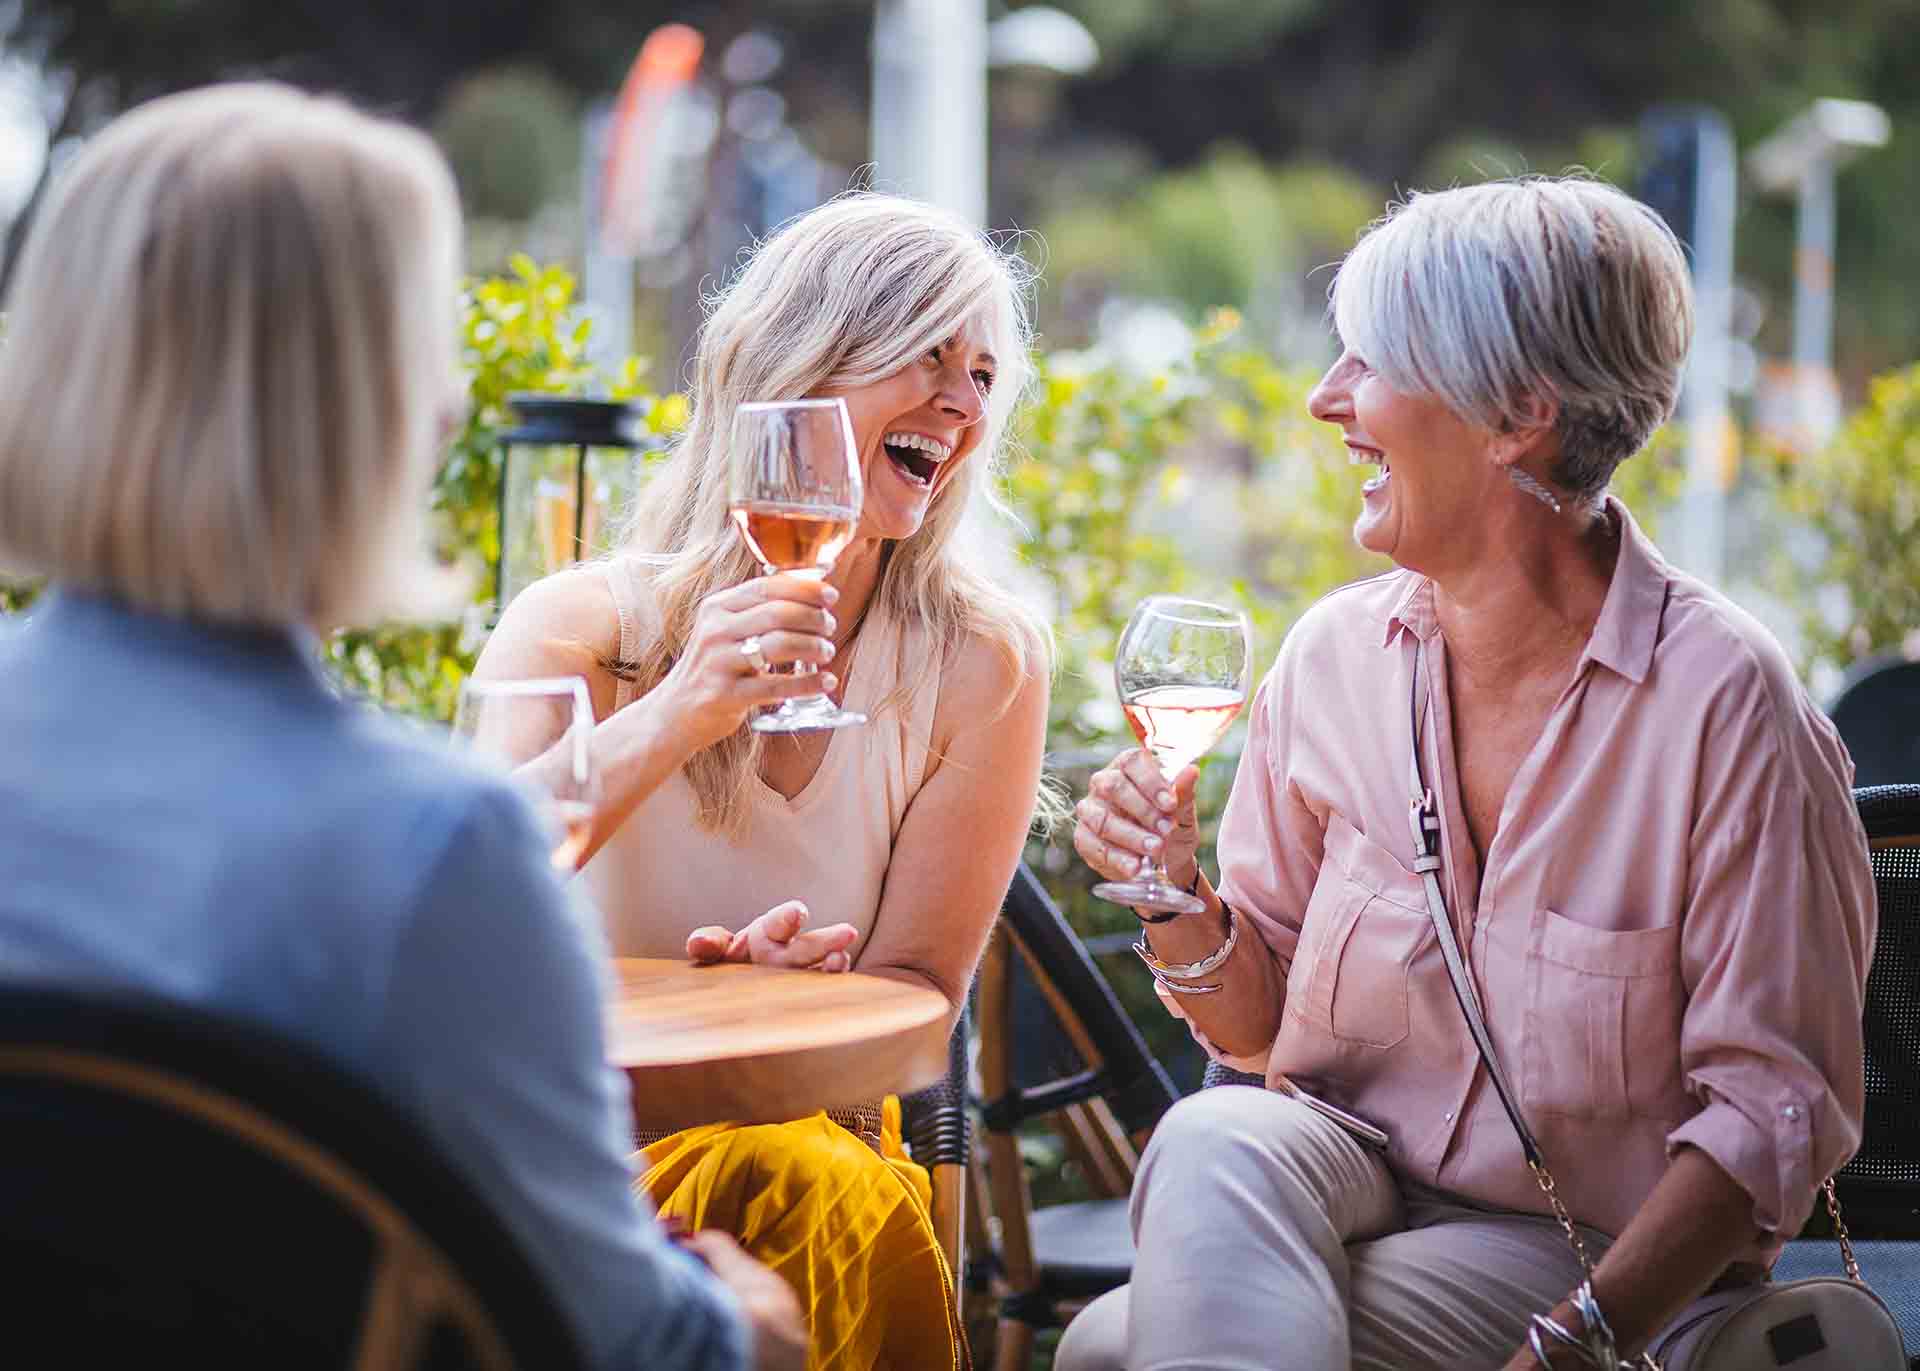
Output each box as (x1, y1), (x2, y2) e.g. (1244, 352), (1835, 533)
(0, 82), (462, 627)
(624, 192), (1047, 833)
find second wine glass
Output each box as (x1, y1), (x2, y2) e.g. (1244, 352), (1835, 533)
(728, 398), (867, 733)
(1091, 595), (1252, 915)
(451, 675), (601, 872)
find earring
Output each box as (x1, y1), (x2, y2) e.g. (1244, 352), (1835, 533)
(1509, 468), (1562, 514)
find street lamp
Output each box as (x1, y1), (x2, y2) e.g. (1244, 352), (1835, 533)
(1747, 98), (1890, 448)
(870, 1), (1100, 224)
(495, 395), (657, 613)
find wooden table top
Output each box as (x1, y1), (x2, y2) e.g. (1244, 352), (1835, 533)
(606, 958), (952, 1133)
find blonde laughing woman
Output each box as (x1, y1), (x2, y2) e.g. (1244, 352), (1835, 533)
(474, 193), (1052, 1370)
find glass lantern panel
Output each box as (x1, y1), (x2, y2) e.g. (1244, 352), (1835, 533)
(500, 443), (652, 613)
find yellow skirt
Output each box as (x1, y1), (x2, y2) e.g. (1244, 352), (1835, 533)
(637, 1097), (968, 1371)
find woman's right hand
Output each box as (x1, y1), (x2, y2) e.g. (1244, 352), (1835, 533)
(1073, 749), (1201, 889)
(679, 1231), (808, 1371)
(655, 573), (840, 754)
(686, 900), (860, 973)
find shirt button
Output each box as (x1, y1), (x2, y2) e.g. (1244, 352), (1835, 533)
(1784, 1105), (1801, 1121)
(1444, 1110), (1455, 1122)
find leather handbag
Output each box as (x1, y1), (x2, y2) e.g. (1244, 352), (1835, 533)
(1404, 655), (1906, 1371)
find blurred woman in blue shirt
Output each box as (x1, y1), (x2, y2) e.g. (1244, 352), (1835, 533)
(0, 81), (808, 1371)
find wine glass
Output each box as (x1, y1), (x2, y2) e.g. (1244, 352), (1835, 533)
(1091, 596), (1252, 915)
(728, 398), (867, 733)
(451, 676), (601, 872)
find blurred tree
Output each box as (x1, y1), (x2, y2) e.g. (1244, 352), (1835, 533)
(20, 0), (1920, 374)
(433, 66), (580, 223)
(1035, 147), (1379, 350)
(1770, 364), (1920, 682)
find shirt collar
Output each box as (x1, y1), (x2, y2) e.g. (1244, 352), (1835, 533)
(1382, 495), (1669, 685)
(35, 587), (336, 695)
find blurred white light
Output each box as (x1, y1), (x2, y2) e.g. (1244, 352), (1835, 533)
(0, 60), (48, 222)
(726, 87), (786, 142)
(1748, 98), (1890, 192)
(722, 31), (784, 86)
(988, 5), (1100, 75)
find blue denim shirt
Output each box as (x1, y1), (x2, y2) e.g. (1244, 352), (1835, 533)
(0, 591), (746, 1371)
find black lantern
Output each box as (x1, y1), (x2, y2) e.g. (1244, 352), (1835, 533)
(495, 395), (657, 613)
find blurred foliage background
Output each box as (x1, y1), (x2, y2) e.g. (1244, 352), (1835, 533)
(3, 7), (1918, 1356)
(16, 0), (1920, 376)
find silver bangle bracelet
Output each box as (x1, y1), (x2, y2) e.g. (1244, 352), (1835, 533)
(1133, 902), (1238, 980)
(1133, 946), (1224, 994)
(1569, 1280), (1625, 1368)
(1528, 1313), (1600, 1369)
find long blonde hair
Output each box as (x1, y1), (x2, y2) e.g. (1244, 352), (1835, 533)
(624, 192), (1048, 833)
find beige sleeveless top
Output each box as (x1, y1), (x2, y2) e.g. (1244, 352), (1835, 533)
(581, 555), (944, 962)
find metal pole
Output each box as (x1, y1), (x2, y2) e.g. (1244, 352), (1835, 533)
(1678, 111), (1736, 585)
(871, 0), (988, 223)
(581, 100), (634, 373)
(1794, 161), (1836, 374)
(1790, 160), (1842, 447)
(573, 443), (589, 559)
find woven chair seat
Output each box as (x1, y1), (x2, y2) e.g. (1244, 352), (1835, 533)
(631, 1102), (887, 1155)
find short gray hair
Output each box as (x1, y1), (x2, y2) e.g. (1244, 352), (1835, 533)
(0, 82), (463, 627)
(1331, 176), (1693, 501)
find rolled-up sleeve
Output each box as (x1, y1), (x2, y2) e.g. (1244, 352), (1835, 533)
(1665, 677), (1876, 1236)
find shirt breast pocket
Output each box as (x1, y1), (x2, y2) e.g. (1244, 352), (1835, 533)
(1287, 814), (1432, 1051)
(1523, 909), (1686, 1122)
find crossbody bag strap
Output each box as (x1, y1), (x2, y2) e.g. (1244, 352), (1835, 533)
(1407, 648), (1544, 1171)
(1408, 645), (1635, 1317)
(1407, 645), (1862, 1359)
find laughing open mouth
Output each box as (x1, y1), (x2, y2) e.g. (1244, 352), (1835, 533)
(883, 430), (951, 489)
(1349, 446), (1390, 493)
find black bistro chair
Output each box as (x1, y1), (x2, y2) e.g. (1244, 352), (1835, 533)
(901, 1008), (974, 1322)
(1773, 783), (1920, 1355)
(1830, 659), (1920, 789)
(0, 986), (583, 1370)
(973, 864), (1182, 1371)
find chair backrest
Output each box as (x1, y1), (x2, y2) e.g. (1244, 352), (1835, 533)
(900, 1006), (972, 1316)
(982, 864), (1180, 1142)
(0, 985), (584, 1369)
(1836, 783), (1920, 1235)
(1830, 661), (1920, 790)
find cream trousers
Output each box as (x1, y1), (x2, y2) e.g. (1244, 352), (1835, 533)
(1054, 1085), (1617, 1371)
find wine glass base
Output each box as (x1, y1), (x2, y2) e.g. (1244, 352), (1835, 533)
(1091, 879), (1207, 916)
(751, 698), (868, 733)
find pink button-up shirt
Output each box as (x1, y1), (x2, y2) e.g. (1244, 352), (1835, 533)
(1210, 498), (1875, 1253)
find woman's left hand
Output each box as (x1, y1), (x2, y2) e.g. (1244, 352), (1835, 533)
(686, 900), (859, 972)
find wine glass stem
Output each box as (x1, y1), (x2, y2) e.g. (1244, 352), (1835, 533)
(759, 568), (826, 689)
(1138, 853), (1175, 889)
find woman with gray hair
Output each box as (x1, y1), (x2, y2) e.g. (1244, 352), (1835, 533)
(1061, 176), (1875, 1370)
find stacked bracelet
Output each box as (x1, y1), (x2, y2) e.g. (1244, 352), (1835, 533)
(1133, 901), (1238, 995)
(1525, 1281), (1629, 1369)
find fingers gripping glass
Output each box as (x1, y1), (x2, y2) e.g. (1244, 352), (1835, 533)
(1092, 596), (1252, 915)
(728, 399), (867, 734)
(451, 676), (601, 872)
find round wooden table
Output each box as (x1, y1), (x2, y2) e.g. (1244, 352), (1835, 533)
(605, 958), (952, 1134)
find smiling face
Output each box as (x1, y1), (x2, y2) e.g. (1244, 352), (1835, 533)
(822, 316), (997, 543)
(1307, 347), (1507, 574)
